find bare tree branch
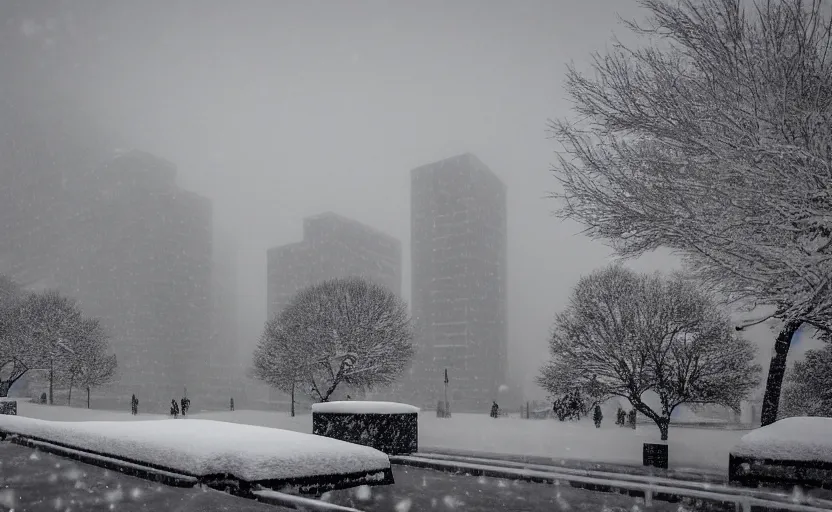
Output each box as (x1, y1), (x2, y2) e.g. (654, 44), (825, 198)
(252, 277), (415, 403)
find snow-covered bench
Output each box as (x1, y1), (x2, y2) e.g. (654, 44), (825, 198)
(0, 415), (393, 495)
(312, 401), (419, 455)
(729, 417), (832, 489)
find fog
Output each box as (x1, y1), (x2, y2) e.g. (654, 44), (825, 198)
(3, 0), (807, 400)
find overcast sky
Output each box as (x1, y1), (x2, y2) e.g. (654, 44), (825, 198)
(10, 0), (817, 398)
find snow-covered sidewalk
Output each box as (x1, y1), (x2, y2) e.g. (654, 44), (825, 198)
(0, 414), (391, 486)
(14, 402), (747, 471)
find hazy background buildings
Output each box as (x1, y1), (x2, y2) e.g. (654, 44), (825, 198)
(2, 1), (824, 409)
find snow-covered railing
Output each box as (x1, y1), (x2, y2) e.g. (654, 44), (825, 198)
(312, 401), (419, 455)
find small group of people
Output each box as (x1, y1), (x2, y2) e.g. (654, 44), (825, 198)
(130, 394), (139, 415)
(171, 396), (191, 418)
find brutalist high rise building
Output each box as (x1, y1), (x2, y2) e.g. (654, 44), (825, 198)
(68, 151), (213, 408)
(267, 212), (402, 320)
(409, 153), (507, 412)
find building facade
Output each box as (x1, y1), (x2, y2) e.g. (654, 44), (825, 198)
(65, 150), (213, 409)
(408, 153), (508, 412)
(266, 212), (402, 319)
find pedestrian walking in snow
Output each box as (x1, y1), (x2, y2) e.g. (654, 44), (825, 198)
(171, 399), (179, 419)
(490, 401), (499, 418)
(230, 397), (234, 411)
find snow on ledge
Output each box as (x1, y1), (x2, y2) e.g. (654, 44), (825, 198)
(312, 401), (420, 415)
(0, 415), (390, 482)
(731, 417), (832, 462)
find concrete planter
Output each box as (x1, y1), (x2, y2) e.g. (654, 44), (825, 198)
(0, 400), (17, 416)
(312, 401), (419, 455)
(642, 442), (668, 469)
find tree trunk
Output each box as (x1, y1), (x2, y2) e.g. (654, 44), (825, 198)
(49, 357), (54, 405)
(760, 321), (801, 427)
(290, 381), (295, 417)
(86, 387), (90, 409)
(658, 419), (669, 441)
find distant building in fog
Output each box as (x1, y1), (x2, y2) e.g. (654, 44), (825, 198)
(266, 212), (402, 319)
(264, 212), (402, 405)
(66, 150), (213, 407)
(408, 153), (508, 412)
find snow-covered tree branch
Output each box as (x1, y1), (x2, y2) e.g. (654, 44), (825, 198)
(781, 344), (832, 419)
(252, 277), (414, 403)
(549, 0), (832, 425)
(537, 265), (760, 440)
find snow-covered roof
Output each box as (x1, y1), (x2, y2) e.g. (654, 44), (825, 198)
(312, 401), (420, 415)
(0, 416), (390, 482)
(731, 416), (832, 462)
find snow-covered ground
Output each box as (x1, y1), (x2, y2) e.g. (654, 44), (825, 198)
(0, 412), (390, 482)
(14, 402), (745, 471)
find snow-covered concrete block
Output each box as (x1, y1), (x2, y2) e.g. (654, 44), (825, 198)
(0, 415), (393, 493)
(312, 401), (418, 455)
(729, 416), (832, 488)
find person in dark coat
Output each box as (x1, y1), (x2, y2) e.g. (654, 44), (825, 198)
(171, 399), (179, 419)
(490, 401), (499, 418)
(130, 394), (137, 415)
(230, 397), (235, 411)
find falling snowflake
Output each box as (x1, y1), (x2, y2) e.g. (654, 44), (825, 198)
(555, 491), (570, 510)
(105, 488), (123, 503)
(0, 489), (14, 508)
(395, 497), (413, 512)
(476, 476), (488, 485)
(354, 485), (371, 501)
(28, 452), (40, 461)
(129, 487), (142, 499)
(442, 495), (463, 509)
(63, 468), (83, 480)
(54, 496), (63, 509)
(48, 473), (58, 483)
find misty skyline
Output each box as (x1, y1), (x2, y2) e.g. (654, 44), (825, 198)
(4, 0), (812, 398)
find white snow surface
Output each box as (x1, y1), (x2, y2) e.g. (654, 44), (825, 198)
(731, 417), (832, 462)
(16, 403), (749, 471)
(0, 415), (390, 481)
(312, 401), (419, 415)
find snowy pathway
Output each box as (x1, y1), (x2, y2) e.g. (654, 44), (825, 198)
(15, 403), (747, 471)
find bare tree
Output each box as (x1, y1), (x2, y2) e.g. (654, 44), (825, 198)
(56, 317), (117, 407)
(251, 315), (308, 416)
(781, 344), (832, 418)
(74, 325), (118, 409)
(549, 0), (832, 426)
(0, 275), (25, 397)
(253, 277), (414, 404)
(537, 265), (760, 440)
(0, 289), (85, 399)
